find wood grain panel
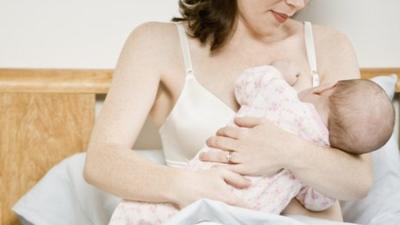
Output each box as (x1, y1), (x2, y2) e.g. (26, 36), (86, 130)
(0, 69), (112, 94)
(0, 93), (95, 225)
(1, 68), (398, 93)
(361, 68), (400, 92)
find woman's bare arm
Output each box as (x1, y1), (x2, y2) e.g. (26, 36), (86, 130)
(83, 22), (181, 203)
(83, 22), (251, 207)
(287, 137), (373, 200)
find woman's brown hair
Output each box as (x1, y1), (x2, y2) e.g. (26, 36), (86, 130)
(172, 0), (238, 52)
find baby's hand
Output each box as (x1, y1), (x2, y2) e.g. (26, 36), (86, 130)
(271, 60), (300, 86)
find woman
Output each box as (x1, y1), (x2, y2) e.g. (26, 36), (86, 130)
(84, 0), (372, 221)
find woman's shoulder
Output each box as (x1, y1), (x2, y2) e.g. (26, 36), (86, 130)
(125, 21), (180, 47)
(130, 21), (179, 34)
(122, 21), (183, 70)
(310, 23), (360, 81)
(311, 23), (353, 48)
(289, 20), (353, 51)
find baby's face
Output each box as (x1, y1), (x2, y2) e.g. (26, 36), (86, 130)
(299, 82), (337, 105)
(298, 87), (318, 105)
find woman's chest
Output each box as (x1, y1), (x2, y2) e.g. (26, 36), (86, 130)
(152, 36), (316, 130)
(192, 51), (315, 100)
(156, 55), (316, 162)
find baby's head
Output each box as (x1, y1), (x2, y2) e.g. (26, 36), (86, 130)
(270, 59), (394, 154)
(325, 79), (394, 154)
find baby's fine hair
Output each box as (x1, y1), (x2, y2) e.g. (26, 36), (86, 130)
(328, 79), (395, 154)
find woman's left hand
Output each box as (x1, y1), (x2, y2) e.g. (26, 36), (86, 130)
(200, 116), (300, 176)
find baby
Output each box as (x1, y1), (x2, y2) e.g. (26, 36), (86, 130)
(108, 61), (395, 225)
(274, 60), (395, 155)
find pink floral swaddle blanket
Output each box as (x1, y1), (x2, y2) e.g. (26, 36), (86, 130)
(108, 65), (335, 225)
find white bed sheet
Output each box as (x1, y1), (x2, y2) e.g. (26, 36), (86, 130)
(163, 199), (357, 225)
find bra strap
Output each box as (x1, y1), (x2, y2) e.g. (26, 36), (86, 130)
(176, 23), (194, 77)
(304, 21), (320, 87)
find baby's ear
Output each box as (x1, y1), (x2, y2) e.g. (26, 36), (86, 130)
(313, 82), (337, 95)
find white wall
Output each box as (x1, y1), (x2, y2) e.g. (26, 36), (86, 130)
(0, 0), (398, 68)
(296, 0), (400, 67)
(0, 0), (180, 68)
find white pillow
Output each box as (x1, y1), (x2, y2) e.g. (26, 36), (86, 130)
(340, 74), (400, 225)
(12, 149), (164, 225)
(370, 74), (397, 99)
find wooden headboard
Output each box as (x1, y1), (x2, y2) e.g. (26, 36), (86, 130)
(0, 68), (399, 225)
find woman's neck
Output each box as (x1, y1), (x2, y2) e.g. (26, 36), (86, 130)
(210, 19), (299, 66)
(225, 18), (295, 51)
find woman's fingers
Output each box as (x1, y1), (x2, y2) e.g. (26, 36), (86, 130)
(224, 163), (280, 177)
(219, 168), (251, 189)
(216, 125), (245, 139)
(199, 149), (226, 162)
(219, 190), (247, 208)
(234, 116), (265, 128)
(225, 195), (248, 208)
(199, 149), (241, 164)
(215, 168), (251, 208)
(219, 162), (259, 176)
(206, 135), (239, 152)
(223, 164), (250, 175)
